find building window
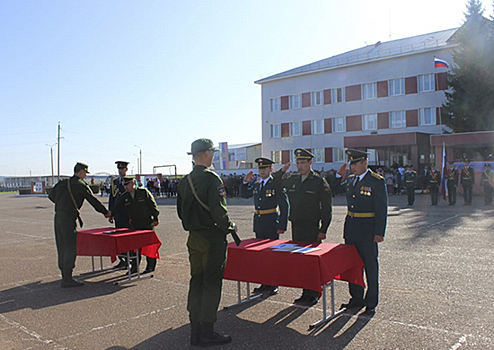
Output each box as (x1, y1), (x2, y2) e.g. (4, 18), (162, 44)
(362, 83), (377, 99)
(312, 119), (324, 134)
(419, 108), (436, 125)
(362, 114), (377, 130)
(271, 150), (282, 164)
(390, 111), (406, 128)
(270, 124), (281, 138)
(290, 122), (302, 136)
(389, 78), (405, 96)
(289, 150), (295, 163)
(270, 97), (281, 111)
(333, 117), (346, 133)
(333, 147), (347, 162)
(313, 148), (325, 163)
(289, 94), (301, 109)
(311, 91), (323, 106)
(331, 88), (345, 103)
(418, 74), (435, 92)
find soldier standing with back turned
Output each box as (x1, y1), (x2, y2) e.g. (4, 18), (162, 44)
(177, 138), (237, 347)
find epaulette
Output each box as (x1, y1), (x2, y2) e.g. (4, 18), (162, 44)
(205, 168), (222, 180)
(371, 172), (383, 180)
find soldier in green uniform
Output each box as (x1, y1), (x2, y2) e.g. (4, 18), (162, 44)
(332, 149), (387, 315)
(404, 164), (417, 206)
(460, 160), (475, 205)
(177, 138), (236, 347)
(445, 161), (459, 205)
(428, 163), (441, 206)
(272, 148), (332, 307)
(110, 176), (160, 274)
(481, 163), (493, 205)
(48, 162), (110, 288)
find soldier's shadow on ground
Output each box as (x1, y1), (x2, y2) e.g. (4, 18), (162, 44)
(0, 278), (125, 314)
(105, 304), (372, 350)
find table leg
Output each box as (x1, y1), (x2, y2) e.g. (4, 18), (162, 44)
(309, 280), (346, 330)
(116, 248), (153, 285)
(223, 281), (262, 309)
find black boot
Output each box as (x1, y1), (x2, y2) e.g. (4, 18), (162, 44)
(61, 270), (84, 288)
(190, 321), (201, 346)
(199, 322), (232, 347)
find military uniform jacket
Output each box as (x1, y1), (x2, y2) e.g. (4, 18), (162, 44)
(460, 166), (475, 186)
(48, 175), (108, 219)
(481, 169), (493, 187)
(272, 169), (332, 234)
(240, 176), (289, 234)
(177, 165), (234, 234)
(109, 177), (130, 227)
(404, 171), (417, 186)
(332, 170), (387, 239)
(445, 168), (459, 186)
(428, 170), (441, 187)
(112, 188), (159, 230)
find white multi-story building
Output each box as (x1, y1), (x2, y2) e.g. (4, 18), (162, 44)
(255, 28), (457, 172)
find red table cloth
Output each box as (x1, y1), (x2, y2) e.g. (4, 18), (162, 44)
(77, 227), (161, 263)
(224, 238), (364, 293)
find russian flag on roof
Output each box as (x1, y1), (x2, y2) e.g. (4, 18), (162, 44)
(434, 57), (450, 68)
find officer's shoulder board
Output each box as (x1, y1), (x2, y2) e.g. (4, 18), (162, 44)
(371, 172), (384, 180)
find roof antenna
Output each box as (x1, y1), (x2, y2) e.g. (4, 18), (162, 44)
(389, 7), (392, 39)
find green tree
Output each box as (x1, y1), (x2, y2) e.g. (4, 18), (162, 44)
(442, 0), (494, 132)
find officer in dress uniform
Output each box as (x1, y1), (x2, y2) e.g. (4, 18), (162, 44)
(177, 138), (236, 347)
(427, 163), (441, 206)
(460, 160), (475, 205)
(332, 149), (387, 315)
(109, 161), (133, 269)
(445, 161), (459, 205)
(481, 163), (493, 205)
(110, 176), (160, 274)
(272, 148), (332, 307)
(240, 157), (289, 296)
(404, 164), (417, 206)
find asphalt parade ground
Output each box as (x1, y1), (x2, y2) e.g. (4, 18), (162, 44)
(1, 192), (493, 350)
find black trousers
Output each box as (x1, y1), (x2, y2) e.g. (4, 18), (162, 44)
(291, 221), (320, 298)
(54, 215), (78, 274)
(447, 182), (457, 205)
(187, 230), (227, 324)
(463, 184), (473, 205)
(406, 185), (415, 205)
(484, 184), (493, 205)
(345, 236), (379, 309)
(430, 185), (439, 205)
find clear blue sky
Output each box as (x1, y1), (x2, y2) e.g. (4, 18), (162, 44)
(1, 0), (491, 177)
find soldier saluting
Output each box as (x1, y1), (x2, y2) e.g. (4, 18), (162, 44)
(272, 148), (332, 307)
(332, 149), (387, 315)
(240, 157), (289, 297)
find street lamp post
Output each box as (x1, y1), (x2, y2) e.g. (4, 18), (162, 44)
(46, 143), (56, 186)
(135, 145), (142, 174)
